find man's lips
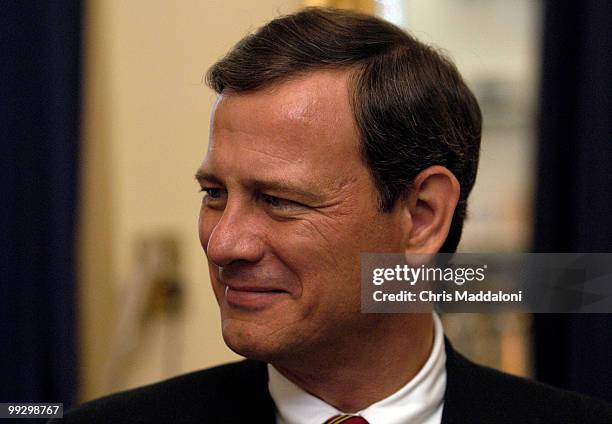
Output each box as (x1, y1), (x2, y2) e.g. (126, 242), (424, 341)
(222, 283), (289, 309)
(224, 284), (286, 292)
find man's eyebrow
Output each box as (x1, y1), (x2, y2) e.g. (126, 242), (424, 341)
(194, 171), (223, 186)
(249, 179), (325, 204)
(194, 170), (325, 204)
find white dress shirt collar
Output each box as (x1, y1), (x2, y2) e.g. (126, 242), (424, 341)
(268, 313), (446, 424)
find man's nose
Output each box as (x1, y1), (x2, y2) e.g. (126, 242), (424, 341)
(205, 204), (265, 268)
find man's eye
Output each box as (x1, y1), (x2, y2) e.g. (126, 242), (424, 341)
(202, 188), (223, 198)
(262, 194), (302, 210)
(201, 188), (227, 206)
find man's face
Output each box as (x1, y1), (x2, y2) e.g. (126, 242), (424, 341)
(197, 70), (406, 362)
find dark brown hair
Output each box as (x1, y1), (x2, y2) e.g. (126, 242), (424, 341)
(206, 7), (481, 253)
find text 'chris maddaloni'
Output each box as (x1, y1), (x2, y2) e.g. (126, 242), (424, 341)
(371, 264), (523, 303)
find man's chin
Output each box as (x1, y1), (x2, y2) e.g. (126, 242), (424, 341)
(221, 319), (289, 362)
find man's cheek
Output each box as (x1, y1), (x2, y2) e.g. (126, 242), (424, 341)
(289, 220), (355, 265)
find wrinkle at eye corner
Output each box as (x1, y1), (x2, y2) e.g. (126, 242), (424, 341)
(298, 219), (342, 268)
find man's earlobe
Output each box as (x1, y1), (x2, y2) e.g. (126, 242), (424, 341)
(402, 166), (460, 255)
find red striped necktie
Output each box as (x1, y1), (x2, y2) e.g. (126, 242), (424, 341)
(323, 415), (369, 424)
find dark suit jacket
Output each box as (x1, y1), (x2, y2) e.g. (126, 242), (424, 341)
(57, 340), (612, 423)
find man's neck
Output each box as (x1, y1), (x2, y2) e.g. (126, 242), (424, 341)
(271, 313), (434, 413)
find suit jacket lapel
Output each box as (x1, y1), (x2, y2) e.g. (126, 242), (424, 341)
(441, 338), (504, 424)
(441, 338), (475, 424)
(224, 359), (277, 422)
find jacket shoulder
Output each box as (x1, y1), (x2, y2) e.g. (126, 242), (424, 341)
(55, 359), (274, 423)
(443, 342), (612, 424)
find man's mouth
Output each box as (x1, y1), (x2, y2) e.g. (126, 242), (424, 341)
(223, 284), (288, 310)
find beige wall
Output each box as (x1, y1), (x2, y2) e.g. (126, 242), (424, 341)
(80, 0), (300, 402)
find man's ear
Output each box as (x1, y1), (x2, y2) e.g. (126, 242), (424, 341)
(400, 166), (460, 255)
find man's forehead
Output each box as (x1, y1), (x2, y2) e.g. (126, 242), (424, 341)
(211, 69), (356, 137)
(200, 69), (369, 197)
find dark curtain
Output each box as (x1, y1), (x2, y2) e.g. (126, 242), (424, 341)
(0, 0), (81, 410)
(533, 1), (612, 402)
